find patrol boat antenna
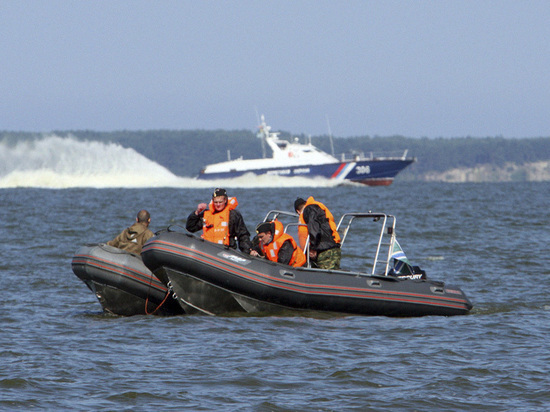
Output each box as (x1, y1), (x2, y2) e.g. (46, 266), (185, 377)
(257, 114), (269, 159)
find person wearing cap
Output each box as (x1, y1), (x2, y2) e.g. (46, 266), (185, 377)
(107, 209), (154, 255)
(294, 196), (341, 270)
(186, 188), (252, 254)
(250, 220), (306, 267)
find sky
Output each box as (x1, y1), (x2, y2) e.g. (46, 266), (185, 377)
(1, 1), (550, 138)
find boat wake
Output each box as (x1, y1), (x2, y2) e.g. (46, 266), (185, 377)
(0, 136), (339, 189)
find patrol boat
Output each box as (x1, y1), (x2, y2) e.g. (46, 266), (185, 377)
(197, 116), (415, 186)
(72, 244), (184, 316)
(141, 211), (473, 317)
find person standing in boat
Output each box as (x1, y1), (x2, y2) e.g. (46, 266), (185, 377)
(250, 220), (306, 267)
(294, 197), (341, 270)
(107, 209), (154, 255)
(186, 188), (252, 254)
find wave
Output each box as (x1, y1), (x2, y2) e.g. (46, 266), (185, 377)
(0, 136), (338, 189)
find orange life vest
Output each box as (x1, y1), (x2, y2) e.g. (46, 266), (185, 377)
(261, 220), (306, 267)
(202, 197), (238, 246)
(298, 196), (341, 250)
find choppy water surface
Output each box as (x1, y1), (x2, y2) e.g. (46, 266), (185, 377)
(1, 182), (549, 410)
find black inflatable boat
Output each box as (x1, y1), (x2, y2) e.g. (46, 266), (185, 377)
(72, 244), (184, 316)
(141, 212), (473, 317)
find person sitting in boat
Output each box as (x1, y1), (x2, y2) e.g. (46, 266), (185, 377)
(250, 220), (306, 267)
(294, 197), (341, 270)
(107, 209), (154, 255)
(186, 188), (252, 254)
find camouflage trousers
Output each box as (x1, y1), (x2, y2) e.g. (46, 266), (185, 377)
(314, 247), (341, 270)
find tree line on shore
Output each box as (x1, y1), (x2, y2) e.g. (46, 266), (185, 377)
(2, 129), (549, 180)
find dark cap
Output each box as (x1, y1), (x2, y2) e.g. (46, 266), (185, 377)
(294, 197), (306, 212)
(212, 188), (227, 198)
(256, 221), (273, 234)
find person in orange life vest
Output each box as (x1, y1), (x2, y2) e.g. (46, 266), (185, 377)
(250, 220), (306, 267)
(186, 188), (252, 254)
(294, 196), (341, 270)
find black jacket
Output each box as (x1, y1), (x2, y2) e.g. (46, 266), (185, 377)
(186, 209), (252, 254)
(302, 204), (339, 253)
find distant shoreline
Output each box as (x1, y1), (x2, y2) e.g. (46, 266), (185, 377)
(417, 161), (550, 183)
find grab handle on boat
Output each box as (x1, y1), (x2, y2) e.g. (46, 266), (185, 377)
(430, 286), (445, 294)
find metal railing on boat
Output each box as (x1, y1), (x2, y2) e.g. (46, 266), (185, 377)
(262, 210), (399, 275)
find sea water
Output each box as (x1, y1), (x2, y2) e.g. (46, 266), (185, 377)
(0, 137), (549, 410)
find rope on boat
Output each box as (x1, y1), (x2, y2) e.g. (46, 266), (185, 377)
(145, 289), (171, 316)
(144, 268), (172, 315)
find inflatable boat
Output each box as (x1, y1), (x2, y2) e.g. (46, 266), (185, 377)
(141, 212), (473, 317)
(72, 244), (184, 316)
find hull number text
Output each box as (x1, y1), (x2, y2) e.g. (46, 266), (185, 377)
(355, 165), (371, 175)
